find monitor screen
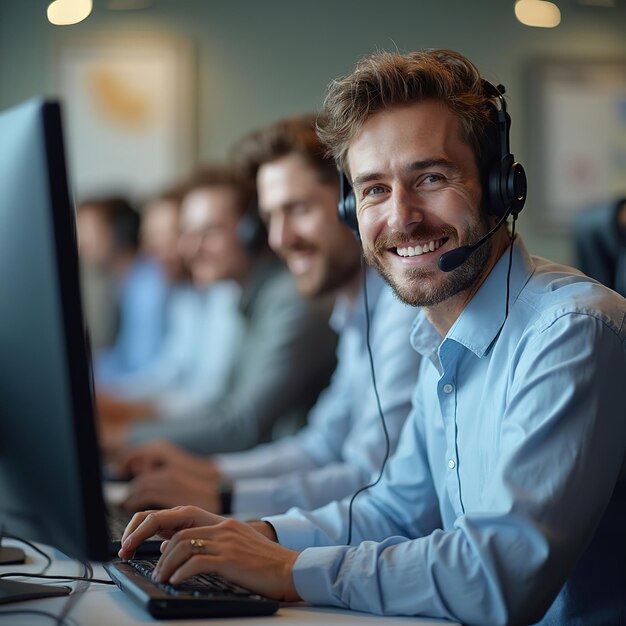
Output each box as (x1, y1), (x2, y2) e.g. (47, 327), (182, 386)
(0, 99), (110, 565)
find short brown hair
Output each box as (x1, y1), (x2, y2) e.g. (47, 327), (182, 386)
(183, 164), (254, 218)
(317, 48), (498, 177)
(232, 114), (338, 186)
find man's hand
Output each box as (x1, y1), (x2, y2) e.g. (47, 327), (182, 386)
(121, 467), (221, 513)
(96, 393), (154, 453)
(97, 392), (153, 424)
(119, 506), (301, 603)
(114, 440), (220, 480)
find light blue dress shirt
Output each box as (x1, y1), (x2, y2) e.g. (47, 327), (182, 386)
(96, 257), (169, 385)
(216, 269), (421, 515)
(266, 238), (626, 626)
(106, 281), (242, 419)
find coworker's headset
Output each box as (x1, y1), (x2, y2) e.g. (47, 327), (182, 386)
(338, 80), (527, 273)
(236, 205), (267, 255)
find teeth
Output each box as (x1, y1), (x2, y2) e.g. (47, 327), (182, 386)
(397, 239), (442, 257)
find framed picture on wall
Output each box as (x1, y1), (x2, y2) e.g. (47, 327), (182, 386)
(527, 59), (626, 231)
(55, 34), (195, 202)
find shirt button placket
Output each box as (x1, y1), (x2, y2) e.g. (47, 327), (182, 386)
(440, 379), (462, 513)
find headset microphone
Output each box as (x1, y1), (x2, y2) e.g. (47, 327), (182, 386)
(438, 207), (512, 272)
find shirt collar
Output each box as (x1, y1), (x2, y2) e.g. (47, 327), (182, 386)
(411, 236), (535, 361)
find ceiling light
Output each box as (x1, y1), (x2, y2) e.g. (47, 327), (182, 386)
(47, 0), (93, 26)
(515, 0), (562, 28)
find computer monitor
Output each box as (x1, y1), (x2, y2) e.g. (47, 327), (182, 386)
(0, 99), (111, 600)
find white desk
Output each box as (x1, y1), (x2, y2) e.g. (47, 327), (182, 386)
(0, 542), (459, 625)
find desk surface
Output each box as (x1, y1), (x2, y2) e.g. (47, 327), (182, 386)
(0, 542), (459, 625)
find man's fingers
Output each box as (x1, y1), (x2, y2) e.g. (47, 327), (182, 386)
(169, 555), (222, 586)
(154, 534), (219, 583)
(119, 506), (224, 560)
(120, 510), (153, 545)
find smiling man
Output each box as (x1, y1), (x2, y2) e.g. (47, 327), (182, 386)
(119, 50), (626, 625)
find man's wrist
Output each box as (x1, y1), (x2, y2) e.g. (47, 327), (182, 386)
(247, 520), (279, 542)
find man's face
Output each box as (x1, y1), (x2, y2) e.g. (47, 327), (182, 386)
(76, 205), (115, 268)
(347, 100), (491, 307)
(178, 187), (248, 286)
(141, 199), (183, 280)
(257, 153), (361, 298)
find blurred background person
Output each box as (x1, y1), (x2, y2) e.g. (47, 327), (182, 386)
(77, 200), (119, 352)
(94, 180), (237, 432)
(97, 184), (243, 423)
(99, 164), (337, 456)
(573, 197), (626, 297)
(76, 196), (169, 385)
(112, 114), (421, 518)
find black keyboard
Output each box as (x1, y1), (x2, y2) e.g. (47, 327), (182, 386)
(128, 558), (251, 597)
(104, 558), (279, 619)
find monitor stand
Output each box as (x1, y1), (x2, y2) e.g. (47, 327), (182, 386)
(0, 579), (71, 604)
(0, 543), (71, 604)
(0, 545), (25, 565)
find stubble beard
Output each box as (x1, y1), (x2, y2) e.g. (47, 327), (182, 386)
(288, 247), (361, 299)
(363, 219), (492, 307)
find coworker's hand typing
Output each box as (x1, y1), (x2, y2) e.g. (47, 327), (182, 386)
(115, 440), (220, 480)
(121, 467), (221, 513)
(119, 506), (301, 603)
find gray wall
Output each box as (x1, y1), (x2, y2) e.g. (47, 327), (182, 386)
(1, 0), (625, 263)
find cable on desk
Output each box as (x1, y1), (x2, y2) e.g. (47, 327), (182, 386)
(0, 533), (114, 626)
(0, 572), (114, 585)
(55, 561), (91, 626)
(0, 608), (79, 626)
(1, 529), (53, 575)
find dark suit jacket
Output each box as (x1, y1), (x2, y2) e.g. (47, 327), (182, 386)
(573, 199), (626, 297)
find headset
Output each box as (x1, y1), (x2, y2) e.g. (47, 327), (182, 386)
(337, 80), (527, 272)
(236, 205), (267, 255)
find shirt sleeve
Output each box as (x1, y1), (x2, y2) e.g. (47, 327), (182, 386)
(269, 313), (626, 625)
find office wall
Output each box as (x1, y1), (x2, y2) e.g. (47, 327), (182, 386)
(1, 0), (625, 263)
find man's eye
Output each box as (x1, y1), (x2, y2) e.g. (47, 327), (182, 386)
(423, 174), (444, 184)
(365, 185), (386, 196)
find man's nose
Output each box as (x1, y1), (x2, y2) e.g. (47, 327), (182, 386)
(387, 186), (425, 231)
(268, 214), (294, 252)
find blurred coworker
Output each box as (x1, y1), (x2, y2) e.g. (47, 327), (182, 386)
(115, 115), (421, 517)
(99, 188), (242, 420)
(101, 164), (337, 454)
(77, 202), (118, 350)
(573, 197), (626, 297)
(76, 197), (169, 384)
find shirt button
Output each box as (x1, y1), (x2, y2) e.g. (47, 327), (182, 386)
(443, 383), (454, 394)
(448, 459), (456, 469)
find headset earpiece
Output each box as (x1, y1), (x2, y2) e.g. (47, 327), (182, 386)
(483, 81), (527, 220)
(337, 170), (360, 238)
(236, 206), (266, 255)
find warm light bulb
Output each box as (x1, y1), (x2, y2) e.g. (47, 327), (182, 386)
(47, 0), (93, 26)
(515, 0), (561, 28)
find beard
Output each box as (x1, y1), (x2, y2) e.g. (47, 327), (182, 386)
(363, 217), (492, 307)
(284, 246), (361, 299)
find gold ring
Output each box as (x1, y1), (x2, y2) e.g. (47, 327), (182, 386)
(190, 538), (205, 553)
